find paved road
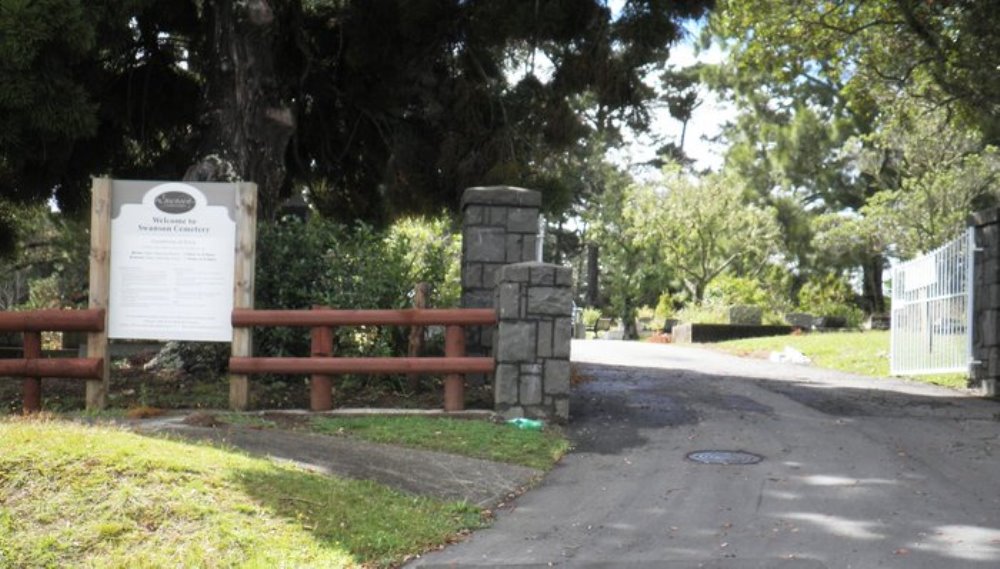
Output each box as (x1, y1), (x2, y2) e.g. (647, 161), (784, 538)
(411, 340), (1000, 568)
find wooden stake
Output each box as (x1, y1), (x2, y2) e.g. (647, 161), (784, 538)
(22, 332), (41, 414)
(407, 282), (430, 392)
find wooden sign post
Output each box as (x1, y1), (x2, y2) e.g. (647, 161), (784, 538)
(87, 178), (112, 409)
(229, 182), (257, 410)
(87, 178), (257, 410)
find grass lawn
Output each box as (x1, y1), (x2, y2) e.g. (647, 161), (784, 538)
(713, 330), (968, 389)
(0, 417), (483, 568)
(225, 415), (571, 471)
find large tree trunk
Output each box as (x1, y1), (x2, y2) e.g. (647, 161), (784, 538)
(585, 243), (600, 307)
(861, 253), (886, 314)
(184, 0), (296, 218)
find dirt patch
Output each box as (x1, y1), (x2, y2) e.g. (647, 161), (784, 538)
(182, 411), (226, 427)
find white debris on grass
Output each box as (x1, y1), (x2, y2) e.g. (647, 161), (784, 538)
(769, 346), (812, 365)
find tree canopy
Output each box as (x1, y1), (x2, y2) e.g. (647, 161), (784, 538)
(0, 0), (711, 251)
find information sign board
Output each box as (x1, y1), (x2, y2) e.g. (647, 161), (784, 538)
(108, 181), (237, 341)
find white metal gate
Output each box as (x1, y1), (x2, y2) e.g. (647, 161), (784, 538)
(890, 228), (974, 375)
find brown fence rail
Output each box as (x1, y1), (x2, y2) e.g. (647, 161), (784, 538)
(0, 309), (105, 413)
(231, 307), (497, 412)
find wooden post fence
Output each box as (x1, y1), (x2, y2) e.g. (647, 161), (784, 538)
(229, 307), (496, 412)
(0, 309), (106, 413)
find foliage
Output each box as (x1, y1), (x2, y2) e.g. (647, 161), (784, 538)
(642, 168), (783, 302)
(707, 0), (1000, 312)
(635, 305), (656, 321)
(703, 275), (769, 308)
(0, 1), (711, 245)
(674, 300), (729, 325)
(857, 103), (1000, 258)
(0, 206), (89, 310)
(587, 172), (666, 339)
(580, 307), (602, 329)
(0, 418), (482, 568)
(385, 215), (462, 307)
(654, 292), (675, 321)
(797, 274), (864, 327)
(255, 218), (411, 365)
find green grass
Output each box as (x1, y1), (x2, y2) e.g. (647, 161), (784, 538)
(225, 414), (570, 471)
(714, 330), (968, 389)
(0, 417), (483, 568)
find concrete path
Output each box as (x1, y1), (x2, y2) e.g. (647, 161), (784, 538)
(136, 418), (542, 508)
(411, 339), (1000, 568)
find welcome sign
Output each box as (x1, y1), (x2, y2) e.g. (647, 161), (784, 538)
(108, 181), (237, 341)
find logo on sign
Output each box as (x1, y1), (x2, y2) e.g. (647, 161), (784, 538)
(154, 191), (196, 214)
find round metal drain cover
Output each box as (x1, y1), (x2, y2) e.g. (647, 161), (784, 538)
(686, 450), (763, 465)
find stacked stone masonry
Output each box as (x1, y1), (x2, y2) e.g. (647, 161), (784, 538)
(494, 262), (573, 422)
(970, 209), (1000, 396)
(461, 186), (542, 358)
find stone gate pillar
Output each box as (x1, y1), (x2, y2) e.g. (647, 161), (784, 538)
(494, 262), (572, 422)
(970, 209), (1000, 396)
(461, 186), (542, 358)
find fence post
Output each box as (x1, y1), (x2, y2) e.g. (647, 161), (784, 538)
(310, 310), (334, 412)
(22, 332), (41, 414)
(407, 283), (430, 392)
(443, 325), (465, 411)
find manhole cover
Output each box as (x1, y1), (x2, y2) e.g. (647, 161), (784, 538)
(686, 450), (763, 465)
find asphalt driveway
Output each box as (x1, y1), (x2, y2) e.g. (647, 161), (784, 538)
(411, 339), (1000, 568)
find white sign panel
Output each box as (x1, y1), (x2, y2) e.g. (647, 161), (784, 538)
(109, 181), (237, 341)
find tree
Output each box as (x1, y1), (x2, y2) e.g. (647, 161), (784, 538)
(0, 0), (712, 250)
(587, 167), (664, 340)
(856, 102), (1000, 258)
(643, 169), (782, 303)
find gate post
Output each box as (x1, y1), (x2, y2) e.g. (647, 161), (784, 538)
(494, 262), (572, 422)
(970, 209), (999, 396)
(460, 186), (542, 373)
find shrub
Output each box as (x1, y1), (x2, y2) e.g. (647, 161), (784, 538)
(797, 274), (864, 327)
(654, 292), (675, 321)
(385, 215), (461, 307)
(580, 307), (602, 329)
(255, 218), (412, 361)
(704, 275), (769, 307)
(674, 299), (729, 324)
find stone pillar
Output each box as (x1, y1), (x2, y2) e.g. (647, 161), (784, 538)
(461, 186), (542, 358)
(970, 210), (999, 396)
(494, 262), (572, 422)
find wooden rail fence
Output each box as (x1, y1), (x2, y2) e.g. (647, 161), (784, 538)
(230, 307), (497, 411)
(0, 309), (106, 413)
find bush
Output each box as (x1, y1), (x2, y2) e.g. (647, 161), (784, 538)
(654, 292), (675, 321)
(255, 218), (412, 361)
(385, 215), (461, 307)
(580, 307), (601, 329)
(797, 274), (864, 327)
(674, 299), (729, 324)
(704, 275), (769, 307)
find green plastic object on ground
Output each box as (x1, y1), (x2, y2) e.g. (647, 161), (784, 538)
(507, 417), (544, 431)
